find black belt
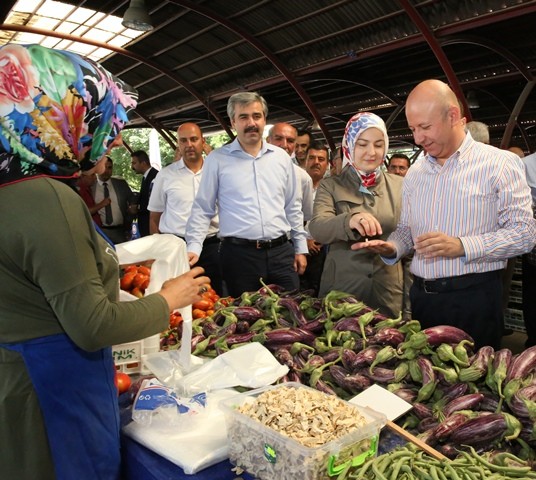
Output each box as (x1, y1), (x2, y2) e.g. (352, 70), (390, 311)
(413, 271), (499, 294)
(222, 234), (288, 249)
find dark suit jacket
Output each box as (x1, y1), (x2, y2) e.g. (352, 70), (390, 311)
(92, 177), (135, 229)
(138, 167), (158, 237)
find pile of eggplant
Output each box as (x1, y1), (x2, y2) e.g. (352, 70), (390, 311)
(166, 283), (536, 462)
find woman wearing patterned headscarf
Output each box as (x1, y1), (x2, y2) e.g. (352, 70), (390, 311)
(309, 112), (405, 317)
(0, 45), (208, 480)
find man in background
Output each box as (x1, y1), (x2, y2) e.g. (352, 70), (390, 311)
(93, 157), (136, 244)
(266, 123), (314, 222)
(148, 123), (223, 294)
(387, 153), (411, 177)
(131, 150), (158, 237)
(295, 129), (313, 168)
(466, 120), (490, 144)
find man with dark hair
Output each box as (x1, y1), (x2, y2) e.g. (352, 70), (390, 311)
(387, 153), (411, 177)
(93, 157), (136, 244)
(302, 141), (330, 294)
(186, 92), (308, 296)
(131, 150), (158, 237)
(295, 129), (313, 168)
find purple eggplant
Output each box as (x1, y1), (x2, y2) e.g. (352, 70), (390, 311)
(273, 347), (295, 369)
(486, 348), (512, 398)
(413, 402), (434, 420)
(393, 388), (418, 404)
(231, 306), (264, 323)
(224, 331), (256, 346)
(362, 366), (396, 383)
(329, 365), (371, 393)
(439, 382), (469, 404)
(450, 413), (508, 445)
(458, 346), (494, 383)
(506, 384), (536, 419)
(422, 325), (474, 346)
(433, 412), (470, 441)
(369, 327), (405, 347)
(352, 345), (382, 368)
(506, 345), (536, 382)
(341, 348), (360, 372)
(418, 417), (439, 433)
(255, 327), (316, 346)
(443, 393), (484, 418)
(277, 297), (308, 327)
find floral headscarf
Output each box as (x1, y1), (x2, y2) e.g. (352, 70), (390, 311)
(0, 44), (137, 187)
(341, 112), (389, 169)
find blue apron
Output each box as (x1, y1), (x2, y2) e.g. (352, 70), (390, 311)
(1, 333), (121, 480)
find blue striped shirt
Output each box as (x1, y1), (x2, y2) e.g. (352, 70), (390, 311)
(186, 138), (307, 256)
(387, 133), (536, 279)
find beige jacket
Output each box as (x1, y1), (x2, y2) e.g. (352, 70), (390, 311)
(309, 166), (405, 317)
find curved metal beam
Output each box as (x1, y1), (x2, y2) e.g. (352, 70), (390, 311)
(396, 0), (471, 121)
(166, 0), (335, 150)
(500, 81), (536, 149)
(0, 23), (233, 137)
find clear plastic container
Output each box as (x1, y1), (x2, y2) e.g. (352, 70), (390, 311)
(219, 382), (386, 480)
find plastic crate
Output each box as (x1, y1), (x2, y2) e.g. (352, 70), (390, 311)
(113, 334), (159, 374)
(504, 308), (526, 333)
(219, 382), (386, 480)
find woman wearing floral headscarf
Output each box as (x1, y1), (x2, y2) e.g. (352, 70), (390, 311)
(309, 112), (405, 317)
(0, 45), (208, 480)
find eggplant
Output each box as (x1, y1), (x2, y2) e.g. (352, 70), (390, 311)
(433, 412), (470, 441)
(255, 327), (316, 346)
(506, 344), (536, 382)
(341, 348), (360, 372)
(231, 306), (264, 323)
(458, 346), (494, 383)
(393, 388), (418, 404)
(443, 393), (484, 418)
(368, 327), (405, 347)
(418, 417), (439, 433)
(506, 384), (536, 419)
(450, 413), (507, 445)
(362, 366), (396, 383)
(223, 331), (256, 346)
(273, 347), (295, 369)
(440, 382), (469, 404)
(369, 346), (398, 372)
(329, 365), (371, 393)
(486, 348), (512, 398)
(413, 402), (433, 420)
(333, 315), (361, 333)
(350, 345), (381, 369)
(277, 297), (308, 327)
(422, 325), (474, 346)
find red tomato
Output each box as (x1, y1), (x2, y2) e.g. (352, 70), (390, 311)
(192, 308), (207, 319)
(120, 271), (136, 291)
(132, 273), (148, 288)
(115, 372), (132, 395)
(137, 265), (151, 276)
(124, 265), (138, 274)
(169, 313), (183, 328)
(192, 299), (213, 311)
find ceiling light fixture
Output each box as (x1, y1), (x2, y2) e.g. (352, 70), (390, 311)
(122, 0), (153, 32)
(466, 90), (480, 109)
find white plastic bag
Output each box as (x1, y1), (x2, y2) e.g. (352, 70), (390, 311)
(175, 342), (289, 395)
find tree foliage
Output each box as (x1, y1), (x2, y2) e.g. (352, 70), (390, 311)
(110, 128), (231, 191)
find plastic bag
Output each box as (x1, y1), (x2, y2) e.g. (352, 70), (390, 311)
(174, 342), (289, 395)
(131, 378), (207, 430)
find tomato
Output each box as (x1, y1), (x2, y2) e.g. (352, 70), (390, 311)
(169, 313), (182, 328)
(140, 277), (150, 290)
(115, 371), (131, 395)
(120, 271), (136, 291)
(192, 308), (207, 319)
(131, 287), (144, 298)
(206, 309), (214, 317)
(124, 265), (138, 274)
(137, 265), (151, 276)
(192, 299), (213, 311)
(132, 273), (148, 288)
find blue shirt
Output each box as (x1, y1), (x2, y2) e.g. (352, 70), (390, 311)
(186, 138), (307, 256)
(523, 152), (536, 204)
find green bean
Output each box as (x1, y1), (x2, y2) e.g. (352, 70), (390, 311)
(390, 455), (408, 480)
(413, 464), (433, 480)
(467, 446), (532, 476)
(399, 464), (417, 479)
(371, 460), (389, 480)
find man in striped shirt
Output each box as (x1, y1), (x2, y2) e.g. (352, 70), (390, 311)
(351, 79), (536, 349)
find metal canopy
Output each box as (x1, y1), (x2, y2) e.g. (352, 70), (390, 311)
(1, 0), (536, 152)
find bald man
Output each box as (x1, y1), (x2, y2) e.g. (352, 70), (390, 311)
(148, 122), (223, 294)
(351, 79), (536, 349)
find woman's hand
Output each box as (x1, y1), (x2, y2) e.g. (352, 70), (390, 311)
(349, 213), (383, 238)
(350, 239), (397, 258)
(158, 266), (210, 310)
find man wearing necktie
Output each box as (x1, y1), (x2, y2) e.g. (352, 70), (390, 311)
(93, 157), (137, 244)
